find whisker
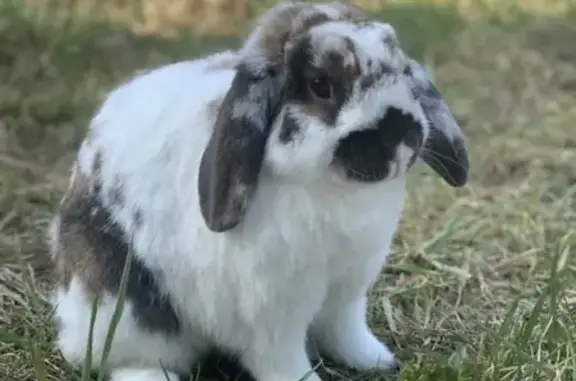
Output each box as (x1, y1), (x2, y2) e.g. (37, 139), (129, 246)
(420, 151), (459, 185)
(421, 148), (468, 172)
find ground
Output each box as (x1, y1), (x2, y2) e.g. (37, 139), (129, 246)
(0, 0), (575, 380)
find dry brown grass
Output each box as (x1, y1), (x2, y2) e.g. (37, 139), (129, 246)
(0, 1), (575, 380)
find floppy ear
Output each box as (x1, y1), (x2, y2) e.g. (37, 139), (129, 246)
(407, 60), (469, 187)
(198, 64), (285, 232)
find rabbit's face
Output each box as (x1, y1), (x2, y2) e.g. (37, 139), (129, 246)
(265, 20), (428, 183)
(199, 2), (469, 232)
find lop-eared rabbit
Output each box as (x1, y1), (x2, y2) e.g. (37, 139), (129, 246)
(50, 2), (469, 381)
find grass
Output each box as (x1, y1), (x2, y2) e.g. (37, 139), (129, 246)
(0, 0), (575, 380)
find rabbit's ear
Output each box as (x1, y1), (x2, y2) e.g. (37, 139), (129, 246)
(407, 61), (469, 187)
(198, 63), (285, 233)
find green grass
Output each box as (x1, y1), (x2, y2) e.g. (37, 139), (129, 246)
(1, 0), (575, 380)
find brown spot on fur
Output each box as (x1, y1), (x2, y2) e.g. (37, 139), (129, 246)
(297, 11), (331, 34)
(53, 167), (181, 333)
(53, 170), (101, 290)
(288, 34), (361, 125)
(243, 2), (372, 73)
(251, 4), (323, 71)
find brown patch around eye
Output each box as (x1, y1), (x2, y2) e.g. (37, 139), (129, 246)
(306, 45), (359, 124)
(301, 72), (340, 125)
(303, 101), (341, 126)
(285, 30), (362, 126)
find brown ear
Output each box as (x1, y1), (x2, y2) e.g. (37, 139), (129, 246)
(406, 61), (469, 187)
(198, 64), (285, 232)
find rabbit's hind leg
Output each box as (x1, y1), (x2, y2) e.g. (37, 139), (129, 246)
(53, 276), (203, 379)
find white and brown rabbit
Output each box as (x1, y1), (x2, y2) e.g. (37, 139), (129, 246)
(49, 2), (469, 381)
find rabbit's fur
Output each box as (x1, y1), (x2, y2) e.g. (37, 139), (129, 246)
(50, 2), (469, 381)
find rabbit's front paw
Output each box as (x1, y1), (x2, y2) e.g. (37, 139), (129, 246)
(311, 296), (397, 371)
(240, 328), (321, 381)
(318, 323), (396, 371)
(341, 332), (396, 371)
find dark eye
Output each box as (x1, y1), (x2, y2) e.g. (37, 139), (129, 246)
(308, 76), (332, 100)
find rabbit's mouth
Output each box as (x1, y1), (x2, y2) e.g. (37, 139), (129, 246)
(331, 107), (424, 183)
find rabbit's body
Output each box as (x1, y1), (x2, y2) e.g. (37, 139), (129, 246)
(51, 3), (469, 381)
(53, 51), (404, 380)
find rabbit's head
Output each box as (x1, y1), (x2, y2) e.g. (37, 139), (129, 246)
(198, 1), (469, 232)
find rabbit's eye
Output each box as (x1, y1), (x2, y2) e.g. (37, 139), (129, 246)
(308, 76), (332, 100)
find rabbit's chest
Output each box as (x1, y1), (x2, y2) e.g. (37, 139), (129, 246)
(220, 178), (406, 287)
(145, 178), (405, 343)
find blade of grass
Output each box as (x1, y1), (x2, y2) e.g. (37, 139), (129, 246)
(0, 329), (48, 381)
(297, 360), (323, 381)
(487, 295), (522, 381)
(96, 234), (135, 381)
(28, 338), (48, 381)
(81, 294), (101, 381)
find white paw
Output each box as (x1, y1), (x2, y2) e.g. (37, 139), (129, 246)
(246, 369), (322, 381)
(356, 335), (396, 370)
(328, 331), (396, 371)
(110, 368), (180, 381)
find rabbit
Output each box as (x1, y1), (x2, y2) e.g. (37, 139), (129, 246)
(49, 2), (469, 381)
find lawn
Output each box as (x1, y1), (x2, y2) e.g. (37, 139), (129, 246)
(0, 0), (575, 380)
